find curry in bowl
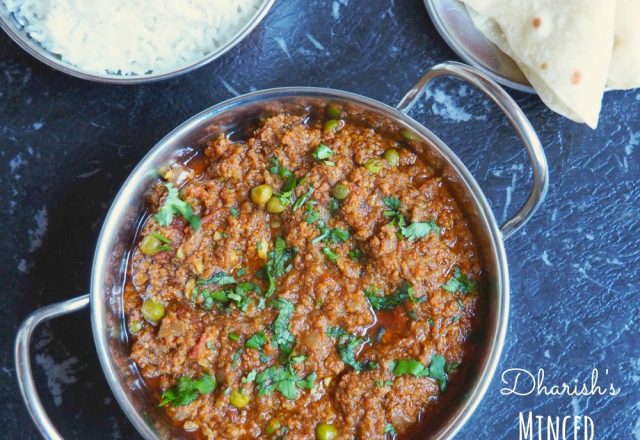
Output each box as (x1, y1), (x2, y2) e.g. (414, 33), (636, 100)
(124, 106), (482, 439)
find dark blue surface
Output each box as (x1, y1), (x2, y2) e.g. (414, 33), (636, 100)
(1, 1), (638, 439)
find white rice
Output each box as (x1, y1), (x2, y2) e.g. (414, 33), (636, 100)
(3, 0), (263, 76)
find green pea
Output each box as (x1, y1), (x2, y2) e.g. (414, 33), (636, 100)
(265, 418), (281, 435)
(266, 196), (286, 213)
(364, 158), (384, 174)
(230, 388), (251, 408)
(332, 183), (350, 200)
(251, 184), (273, 207)
(128, 319), (143, 334)
(326, 104), (341, 119)
(382, 148), (400, 166)
(324, 119), (341, 133)
(141, 299), (165, 323)
(140, 234), (162, 256)
(400, 129), (418, 141)
(316, 423), (337, 440)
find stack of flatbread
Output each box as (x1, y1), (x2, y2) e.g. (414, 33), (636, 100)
(460, 0), (640, 128)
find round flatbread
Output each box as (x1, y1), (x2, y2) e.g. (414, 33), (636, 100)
(462, 0), (616, 128)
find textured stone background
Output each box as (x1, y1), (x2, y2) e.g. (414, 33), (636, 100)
(1, 0), (638, 439)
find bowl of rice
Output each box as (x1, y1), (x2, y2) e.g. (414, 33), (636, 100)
(0, 0), (275, 83)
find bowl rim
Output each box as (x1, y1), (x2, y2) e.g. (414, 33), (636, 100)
(91, 86), (509, 439)
(0, 0), (275, 84)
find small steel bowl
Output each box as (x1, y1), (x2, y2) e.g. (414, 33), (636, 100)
(0, 0), (275, 84)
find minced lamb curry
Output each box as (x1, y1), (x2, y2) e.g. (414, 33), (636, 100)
(124, 106), (482, 439)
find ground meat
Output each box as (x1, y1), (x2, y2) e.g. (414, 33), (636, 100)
(124, 111), (482, 439)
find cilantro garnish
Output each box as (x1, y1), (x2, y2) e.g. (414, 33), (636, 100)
(328, 197), (340, 213)
(197, 282), (260, 312)
(150, 232), (173, 252)
(230, 206), (239, 217)
(231, 348), (243, 367)
(384, 423), (397, 435)
(260, 237), (297, 297)
(364, 284), (414, 311)
(242, 369), (257, 384)
(312, 221), (350, 244)
(442, 267), (476, 294)
(255, 365), (316, 400)
(305, 203), (320, 224)
(390, 354), (448, 391)
(375, 379), (393, 388)
(155, 182), (201, 231)
(197, 271), (235, 286)
(246, 331), (268, 351)
(312, 144), (335, 166)
(326, 327), (377, 371)
(271, 298), (295, 361)
(292, 186), (315, 211)
(348, 248), (364, 261)
(383, 196), (440, 241)
(322, 247), (339, 264)
(382, 196), (406, 228)
(269, 156), (293, 178)
(276, 175), (299, 206)
(159, 375), (216, 407)
(400, 220), (440, 241)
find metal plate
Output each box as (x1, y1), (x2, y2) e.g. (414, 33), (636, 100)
(0, 0), (275, 84)
(424, 0), (535, 94)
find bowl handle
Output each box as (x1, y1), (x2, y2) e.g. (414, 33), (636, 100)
(396, 61), (549, 240)
(15, 294), (90, 440)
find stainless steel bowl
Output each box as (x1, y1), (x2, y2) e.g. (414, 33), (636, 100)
(0, 0), (275, 84)
(15, 62), (548, 439)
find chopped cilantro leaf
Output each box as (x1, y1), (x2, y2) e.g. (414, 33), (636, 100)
(271, 298), (295, 361)
(242, 369), (257, 384)
(322, 247), (339, 264)
(292, 186), (315, 211)
(255, 365), (316, 400)
(326, 327), (377, 372)
(261, 237), (297, 297)
(159, 375), (216, 407)
(391, 354), (448, 391)
(313, 144), (334, 161)
(328, 197), (340, 213)
(305, 203), (320, 224)
(230, 207), (239, 217)
(198, 271), (236, 286)
(155, 182), (201, 231)
(312, 222), (349, 245)
(349, 248), (364, 261)
(246, 331), (268, 351)
(290, 354), (307, 364)
(228, 332), (240, 342)
(382, 196), (406, 228)
(150, 232), (173, 252)
(442, 267), (476, 294)
(198, 282), (260, 312)
(364, 283), (413, 311)
(268, 156), (293, 178)
(400, 220), (440, 241)
(384, 423), (397, 435)
(231, 348), (243, 367)
(375, 379), (393, 388)
(330, 228), (349, 243)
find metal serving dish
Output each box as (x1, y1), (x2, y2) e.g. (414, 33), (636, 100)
(424, 0), (535, 93)
(0, 0), (275, 84)
(15, 62), (548, 439)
